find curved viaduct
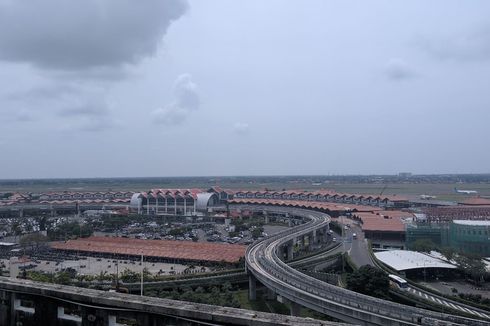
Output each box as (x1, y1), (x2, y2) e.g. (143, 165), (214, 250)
(242, 205), (490, 326)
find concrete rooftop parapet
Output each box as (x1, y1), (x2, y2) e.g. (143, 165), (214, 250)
(0, 277), (347, 326)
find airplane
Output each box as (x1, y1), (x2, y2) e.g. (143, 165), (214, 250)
(419, 194), (436, 200)
(454, 187), (478, 194)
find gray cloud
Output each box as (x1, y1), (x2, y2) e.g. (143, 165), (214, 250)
(152, 106), (189, 126)
(0, 0), (188, 71)
(152, 74), (199, 126)
(233, 122), (250, 134)
(419, 26), (490, 62)
(77, 116), (118, 132)
(14, 110), (34, 122)
(384, 59), (416, 81)
(5, 84), (78, 102)
(57, 100), (110, 118)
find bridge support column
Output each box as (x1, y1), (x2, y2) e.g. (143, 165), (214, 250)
(312, 230), (317, 244)
(266, 288), (276, 301)
(324, 226), (330, 243)
(264, 211), (269, 224)
(286, 242), (294, 261)
(248, 274), (257, 301)
(34, 297), (58, 325)
(290, 301), (302, 316)
(288, 218), (293, 227)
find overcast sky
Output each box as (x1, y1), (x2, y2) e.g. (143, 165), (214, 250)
(0, 0), (489, 179)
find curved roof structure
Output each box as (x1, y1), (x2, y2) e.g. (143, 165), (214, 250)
(196, 192), (218, 211)
(129, 193), (142, 210)
(374, 250), (456, 271)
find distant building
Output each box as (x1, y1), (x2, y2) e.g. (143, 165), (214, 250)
(398, 172), (412, 178)
(406, 220), (490, 256)
(450, 220), (490, 256)
(129, 189), (220, 216)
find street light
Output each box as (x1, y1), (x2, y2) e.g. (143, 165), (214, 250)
(140, 253), (144, 296)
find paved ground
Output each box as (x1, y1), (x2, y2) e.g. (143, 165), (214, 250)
(406, 286), (490, 320)
(421, 281), (490, 299)
(2, 256), (207, 278)
(336, 218), (374, 268)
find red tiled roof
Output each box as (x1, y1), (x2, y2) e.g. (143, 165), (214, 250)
(459, 197), (490, 206)
(228, 198), (382, 213)
(355, 212), (405, 232)
(51, 236), (246, 263)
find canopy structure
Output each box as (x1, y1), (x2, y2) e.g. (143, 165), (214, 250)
(375, 250), (456, 271)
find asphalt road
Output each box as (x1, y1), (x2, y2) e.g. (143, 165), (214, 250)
(347, 224), (375, 268)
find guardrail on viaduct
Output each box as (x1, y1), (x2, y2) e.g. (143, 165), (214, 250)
(243, 205), (490, 326)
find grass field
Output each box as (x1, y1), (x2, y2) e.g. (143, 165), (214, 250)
(0, 176), (489, 201)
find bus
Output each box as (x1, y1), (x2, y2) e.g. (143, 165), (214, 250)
(389, 274), (408, 291)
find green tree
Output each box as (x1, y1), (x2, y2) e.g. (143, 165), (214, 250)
(346, 265), (390, 299)
(440, 247), (456, 261)
(120, 268), (140, 283)
(411, 239), (438, 253)
(19, 232), (49, 250)
(55, 271), (72, 285)
(453, 253), (486, 285)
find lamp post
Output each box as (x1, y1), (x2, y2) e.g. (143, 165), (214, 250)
(140, 253), (144, 296)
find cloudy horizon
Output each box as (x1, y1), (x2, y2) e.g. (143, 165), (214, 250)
(0, 0), (489, 179)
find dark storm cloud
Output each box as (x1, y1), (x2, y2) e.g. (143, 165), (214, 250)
(152, 74), (199, 126)
(0, 0), (188, 71)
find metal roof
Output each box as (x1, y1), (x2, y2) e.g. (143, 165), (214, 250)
(453, 220), (490, 226)
(375, 250), (457, 271)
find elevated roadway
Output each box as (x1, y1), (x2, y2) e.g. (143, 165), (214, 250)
(243, 205), (490, 326)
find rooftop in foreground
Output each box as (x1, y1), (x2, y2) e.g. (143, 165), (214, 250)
(51, 236), (246, 263)
(375, 250), (457, 271)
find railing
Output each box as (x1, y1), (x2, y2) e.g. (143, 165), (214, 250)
(243, 205), (490, 326)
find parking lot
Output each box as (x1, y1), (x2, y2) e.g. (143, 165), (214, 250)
(1, 256), (207, 278)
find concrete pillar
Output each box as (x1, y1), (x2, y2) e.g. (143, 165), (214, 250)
(266, 288), (276, 300)
(264, 212), (269, 224)
(81, 306), (110, 326)
(174, 198), (177, 215)
(248, 274), (257, 301)
(34, 297), (57, 325)
(184, 198), (187, 216)
(288, 218), (293, 227)
(312, 229), (317, 244)
(146, 197), (150, 215)
(287, 243), (294, 261)
(155, 197), (158, 215)
(0, 290), (10, 326)
(290, 301), (302, 316)
(165, 197), (168, 213)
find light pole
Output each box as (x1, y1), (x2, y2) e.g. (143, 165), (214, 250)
(341, 215), (345, 273)
(140, 253), (144, 296)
